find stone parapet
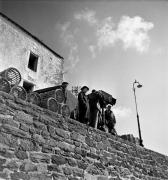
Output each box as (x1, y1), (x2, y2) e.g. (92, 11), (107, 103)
(0, 91), (167, 180)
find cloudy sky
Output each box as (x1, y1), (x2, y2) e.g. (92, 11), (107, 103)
(1, 0), (168, 155)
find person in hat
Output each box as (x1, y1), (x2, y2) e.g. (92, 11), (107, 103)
(88, 89), (102, 129)
(59, 82), (69, 103)
(78, 86), (90, 124)
(105, 104), (117, 135)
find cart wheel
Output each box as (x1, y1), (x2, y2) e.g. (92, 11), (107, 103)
(0, 67), (21, 86)
(27, 92), (41, 106)
(55, 89), (65, 103)
(0, 77), (11, 93)
(10, 86), (27, 100)
(47, 97), (59, 113)
(61, 104), (70, 117)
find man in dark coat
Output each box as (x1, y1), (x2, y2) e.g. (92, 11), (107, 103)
(78, 86), (90, 124)
(88, 90), (102, 129)
(105, 105), (117, 135)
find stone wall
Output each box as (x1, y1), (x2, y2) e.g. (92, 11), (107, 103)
(0, 91), (168, 180)
(120, 134), (140, 146)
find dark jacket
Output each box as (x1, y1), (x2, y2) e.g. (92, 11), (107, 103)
(78, 91), (90, 123)
(105, 109), (116, 127)
(88, 91), (100, 110)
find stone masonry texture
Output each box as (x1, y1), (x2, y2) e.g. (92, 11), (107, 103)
(0, 91), (168, 180)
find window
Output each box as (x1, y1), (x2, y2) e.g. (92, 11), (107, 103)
(23, 81), (34, 93)
(28, 52), (38, 72)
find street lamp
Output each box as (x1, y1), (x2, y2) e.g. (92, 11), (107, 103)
(133, 80), (144, 147)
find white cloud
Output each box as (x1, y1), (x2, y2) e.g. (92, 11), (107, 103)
(66, 44), (80, 70)
(117, 16), (154, 52)
(74, 8), (97, 26)
(88, 45), (96, 59)
(56, 9), (154, 67)
(96, 15), (154, 53)
(55, 22), (79, 71)
(74, 9), (154, 53)
(113, 106), (132, 119)
(96, 17), (117, 49)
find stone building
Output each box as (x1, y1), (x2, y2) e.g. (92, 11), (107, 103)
(0, 12), (64, 92)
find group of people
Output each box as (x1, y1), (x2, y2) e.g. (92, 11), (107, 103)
(77, 86), (117, 135)
(59, 82), (117, 135)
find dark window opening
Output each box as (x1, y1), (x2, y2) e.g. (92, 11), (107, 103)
(28, 52), (38, 72)
(23, 81), (34, 93)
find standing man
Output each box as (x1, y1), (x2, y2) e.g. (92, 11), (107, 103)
(59, 82), (69, 103)
(105, 105), (117, 135)
(78, 86), (90, 124)
(88, 90), (101, 129)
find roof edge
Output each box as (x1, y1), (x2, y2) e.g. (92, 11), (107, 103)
(0, 12), (64, 60)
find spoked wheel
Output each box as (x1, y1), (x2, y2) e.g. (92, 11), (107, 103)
(47, 97), (59, 113)
(0, 67), (21, 86)
(55, 89), (64, 103)
(10, 86), (27, 100)
(27, 92), (41, 106)
(0, 77), (11, 93)
(61, 104), (70, 118)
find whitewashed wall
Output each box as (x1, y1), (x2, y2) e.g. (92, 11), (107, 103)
(0, 15), (63, 90)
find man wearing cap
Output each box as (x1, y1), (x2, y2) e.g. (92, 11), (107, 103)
(105, 104), (117, 135)
(59, 82), (69, 103)
(78, 86), (90, 124)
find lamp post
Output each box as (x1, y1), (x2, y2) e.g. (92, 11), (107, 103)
(133, 80), (144, 147)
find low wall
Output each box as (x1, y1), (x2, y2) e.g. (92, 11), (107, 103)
(0, 91), (167, 180)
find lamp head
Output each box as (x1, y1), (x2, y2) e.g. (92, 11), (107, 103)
(133, 80), (143, 89)
(137, 84), (142, 88)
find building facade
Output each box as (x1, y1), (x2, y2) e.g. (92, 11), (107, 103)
(0, 12), (64, 92)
